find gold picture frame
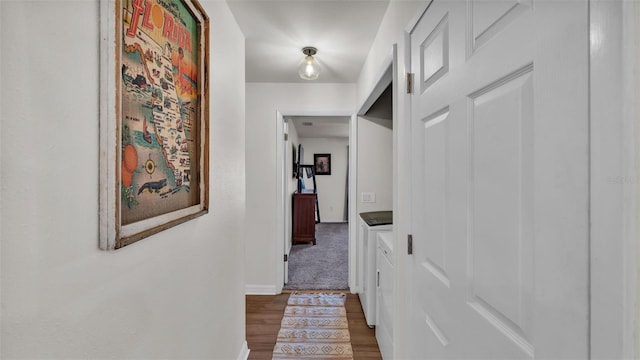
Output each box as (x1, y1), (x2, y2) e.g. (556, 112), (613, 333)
(100, 0), (210, 250)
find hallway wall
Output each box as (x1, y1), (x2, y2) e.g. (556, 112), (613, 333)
(354, 0), (427, 359)
(0, 1), (248, 358)
(245, 83), (355, 293)
(299, 137), (349, 223)
(356, 118), (393, 215)
(286, 122), (300, 255)
(356, 0), (424, 109)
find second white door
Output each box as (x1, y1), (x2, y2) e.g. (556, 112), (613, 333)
(408, 0), (590, 358)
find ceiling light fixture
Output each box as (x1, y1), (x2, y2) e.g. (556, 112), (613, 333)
(298, 47), (320, 80)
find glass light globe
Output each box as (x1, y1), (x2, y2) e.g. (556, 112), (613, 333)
(298, 55), (320, 80)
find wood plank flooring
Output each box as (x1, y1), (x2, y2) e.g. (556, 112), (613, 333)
(246, 292), (382, 359)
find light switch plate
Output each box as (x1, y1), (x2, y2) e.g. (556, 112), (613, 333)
(361, 192), (376, 203)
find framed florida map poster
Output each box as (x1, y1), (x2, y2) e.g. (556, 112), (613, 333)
(100, 0), (209, 250)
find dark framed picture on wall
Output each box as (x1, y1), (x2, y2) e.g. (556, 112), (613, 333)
(314, 153), (331, 175)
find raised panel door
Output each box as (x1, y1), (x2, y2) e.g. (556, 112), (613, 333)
(408, 1), (589, 358)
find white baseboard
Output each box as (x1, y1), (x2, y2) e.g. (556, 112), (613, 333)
(245, 284), (278, 295)
(236, 340), (250, 360)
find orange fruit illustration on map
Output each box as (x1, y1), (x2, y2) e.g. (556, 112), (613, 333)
(122, 162), (133, 187)
(123, 144), (138, 172)
(122, 144), (138, 187)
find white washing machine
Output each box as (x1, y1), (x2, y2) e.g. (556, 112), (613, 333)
(357, 211), (392, 328)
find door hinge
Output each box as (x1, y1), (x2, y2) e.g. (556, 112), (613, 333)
(377, 270), (380, 287)
(408, 234), (413, 255)
(284, 254), (288, 262)
(284, 133), (289, 141)
(406, 73), (414, 94)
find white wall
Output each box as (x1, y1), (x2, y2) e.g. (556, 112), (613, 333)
(0, 1), (248, 358)
(356, 118), (392, 214)
(245, 83), (355, 292)
(299, 137), (349, 223)
(356, 1), (424, 110)
(635, 4), (640, 355)
(354, 1), (426, 359)
(286, 122), (300, 254)
(589, 1), (640, 357)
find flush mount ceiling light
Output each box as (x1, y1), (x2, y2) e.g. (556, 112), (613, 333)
(298, 47), (320, 80)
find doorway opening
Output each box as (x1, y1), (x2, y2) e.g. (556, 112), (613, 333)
(274, 52), (396, 295)
(281, 115), (352, 290)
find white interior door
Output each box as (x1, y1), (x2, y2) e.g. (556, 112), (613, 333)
(408, 1), (589, 358)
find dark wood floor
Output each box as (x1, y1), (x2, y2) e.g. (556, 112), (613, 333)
(246, 292), (382, 359)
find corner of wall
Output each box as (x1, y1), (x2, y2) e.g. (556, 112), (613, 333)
(245, 284), (279, 295)
(633, 3), (640, 357)
(237, 341), (250, 360)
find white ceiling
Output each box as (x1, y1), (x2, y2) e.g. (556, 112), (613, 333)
(289, 116), (350, 138)
(226, 0), (390, 83)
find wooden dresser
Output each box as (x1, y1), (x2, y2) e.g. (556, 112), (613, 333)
(292, 192), (316, 245)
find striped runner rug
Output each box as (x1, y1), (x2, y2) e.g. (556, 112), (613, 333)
(272, 292), (354, 359)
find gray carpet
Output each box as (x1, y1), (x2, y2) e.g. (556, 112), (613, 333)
(284, 222), (349, 290)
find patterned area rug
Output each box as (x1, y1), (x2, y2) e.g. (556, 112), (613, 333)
(272, 292), (354, 359)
